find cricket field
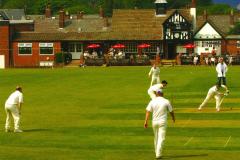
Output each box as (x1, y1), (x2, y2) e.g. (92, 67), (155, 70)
(0, 66), (239, 160)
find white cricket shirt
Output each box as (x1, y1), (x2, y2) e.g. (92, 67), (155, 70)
(149, 67), (160, 77)
(146, 97), (173, 124)
(208, 85), (226, 95)
(148, 83), (164, 93)
(5, 90), (23, 105)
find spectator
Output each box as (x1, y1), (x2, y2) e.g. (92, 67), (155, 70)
(210, 56), (216, 66)
(193, 55), (198, 65)
(228, 56), (233, 65)
(92, 50), (98, 59)
(205, 57), (209, 65)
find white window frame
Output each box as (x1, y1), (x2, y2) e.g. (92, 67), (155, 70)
(18, 43), (32, 55)
(39, 43), (54, 55)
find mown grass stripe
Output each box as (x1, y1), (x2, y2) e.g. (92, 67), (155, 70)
(224, 136), (231, 148)
(184, 137), (193, 146)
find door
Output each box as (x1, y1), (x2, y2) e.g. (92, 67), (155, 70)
(167, 43), (176, 59)
(0, 55), (5, 69)
(69, 43), (83, 60)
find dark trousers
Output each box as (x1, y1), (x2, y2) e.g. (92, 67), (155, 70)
(218, 77), (226, 86)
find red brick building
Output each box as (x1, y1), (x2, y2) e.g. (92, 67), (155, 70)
(0, 1), (239, 68)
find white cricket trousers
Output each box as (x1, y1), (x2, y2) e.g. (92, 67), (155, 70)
(5, 104), (20, 130)
(151, 76), (160, 86)
(199, 93), (223, 111)
(152, 121), (166, 158)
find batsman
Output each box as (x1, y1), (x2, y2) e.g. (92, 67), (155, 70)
(198, 84), (229, 112)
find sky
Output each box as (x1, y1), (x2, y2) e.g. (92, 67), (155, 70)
(213, 0), (239, 7)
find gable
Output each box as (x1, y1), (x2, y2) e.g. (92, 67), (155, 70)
(195, 22), (222, 39)
(163, 10), (190, 26)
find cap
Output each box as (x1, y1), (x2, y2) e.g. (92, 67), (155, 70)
(156, 89), (163, 94)
(16, 86), (22, 91)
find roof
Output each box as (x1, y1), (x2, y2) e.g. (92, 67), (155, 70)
(226, 35), (240, 39)
(196, 14), (240, 36)
(111, 9), (191, 40)
(29, 14), (111, 33)
(0, 9), (25, 20)
(14, 8), (192, 41)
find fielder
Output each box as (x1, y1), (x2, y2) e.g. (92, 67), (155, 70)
(144, 89), (175, 159)
(148, 80), (168, 99)
(5, 86), (24, 132)
(149, 64), (160, 86)
(198, 84), (229, 112)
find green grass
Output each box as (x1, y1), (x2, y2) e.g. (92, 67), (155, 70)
(0, 66), (239, 160)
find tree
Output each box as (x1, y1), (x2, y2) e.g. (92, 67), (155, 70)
(103, 0), (113, 17)
(229, 22), (240, 34)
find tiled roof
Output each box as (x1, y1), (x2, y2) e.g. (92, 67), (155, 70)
(111, 9), (191, 40)
(196, 14), (240, 36)
(29, 14), (111, 33)
(0, 9), (25, 20)
(226, 35), (240, 39)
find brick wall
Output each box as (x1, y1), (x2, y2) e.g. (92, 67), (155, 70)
(0, 21), (10, 67)
(12, 42), (61, 67)
(226, 40), (240, 55)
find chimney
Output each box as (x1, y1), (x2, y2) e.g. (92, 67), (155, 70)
(77, 11), (84, 19)
(45, 3), (51, 18)
(65, 11), (70, 20)
(203, 10), (208, 21)
(59, 9), (65, 29)
(230, 9), (235, 26)
(103, 17), (109, 28)
(190, 0), (197, 31)
(155, 0), (168, 16)
(191, 0), (196, 8)
(99, 6), (104, 18)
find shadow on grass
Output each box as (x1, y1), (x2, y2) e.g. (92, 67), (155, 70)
(23, 128), (51, 132)
(163, 154), (208, 159)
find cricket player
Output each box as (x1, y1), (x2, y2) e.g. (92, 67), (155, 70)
(144, 89), (175, 159)
(5, 86), (24, 132)
(198, 84), (229, 112)
(149, 64), (160, 86)
(216, 57), (228, 86)
(148, 80), (168, 99)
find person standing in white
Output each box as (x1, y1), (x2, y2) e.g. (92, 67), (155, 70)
(216, 57), (228, 86)
(148, 80), (168, 99)
(149, 64), (160, 86)
(5, 86), (23, 132)
(198, 84), (229, 112)
(144, 89), (175, 159)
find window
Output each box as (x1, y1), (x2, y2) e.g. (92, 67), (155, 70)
(123, 43), (138, 53)
(237, 41), (240, 48)
(39, 43), (54, 55)
(76, 43), (83, 52)
(18, 43), (32, 55)
(68, 43), (75, 52)
(202, 41), (221, 47)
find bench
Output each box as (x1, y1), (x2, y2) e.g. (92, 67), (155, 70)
(160, 60), (176, 66)
(39, 61), (54, 68)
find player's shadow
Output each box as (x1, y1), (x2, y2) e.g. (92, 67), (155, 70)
(163, 154), (208, 159)
(23, 129), (51, 132)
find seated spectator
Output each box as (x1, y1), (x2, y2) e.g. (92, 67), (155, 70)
(108, 48), (114, 59)
(117, 50), (125, 59)
(83, 51), (91, 59)
(92, 51), (98, 59)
